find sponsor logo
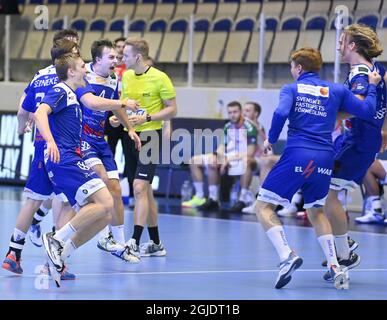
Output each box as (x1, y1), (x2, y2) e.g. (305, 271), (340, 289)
(139, 173), (148, 177)
(295, 161), (332, 177)
(351, 82), (365, 91)
(81, 141), (91, 152)
(82, 189), (88, 194)
(77, 161), (90, 171)
(297, 84), (329, 98)
(143, 92), (151, 97)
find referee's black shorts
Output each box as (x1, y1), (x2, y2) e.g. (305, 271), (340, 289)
(126, 129), (162, 184)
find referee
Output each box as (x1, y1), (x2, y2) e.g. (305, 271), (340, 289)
(118, 37), (177, 258)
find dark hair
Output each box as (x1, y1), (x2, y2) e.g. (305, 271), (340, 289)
(55, 53), (81, 81)
(53, 29), (79, 45)
(91, 39), (114, 63)
(227, 101), (242, 110)
(114, 37), (126, 45)
(245, 101), (262, 116)
(290, 47), (323, 72)
(51, 39), (80, 64)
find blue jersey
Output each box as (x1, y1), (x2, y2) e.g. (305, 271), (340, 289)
(22, 65), (59, 147)
(342, 62), (386, 152)
(76, 62), (119, 140)
(268, 72), (378, 152)
(41, 83), (83, 159)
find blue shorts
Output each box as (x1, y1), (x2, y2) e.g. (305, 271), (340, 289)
(81, 138), (119, 180)
(257, 147), (334, 209)
(45, 151), (106, 207)
(24, 145), (54, 200)
(331, 137), (377, 191)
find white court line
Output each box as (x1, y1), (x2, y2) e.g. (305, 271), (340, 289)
(161, 213), (387, 238)
(1, 268), (387, 279)
(1, 198), (387, 237)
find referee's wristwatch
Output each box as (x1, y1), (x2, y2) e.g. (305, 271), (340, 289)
(146, 114), (152, 122)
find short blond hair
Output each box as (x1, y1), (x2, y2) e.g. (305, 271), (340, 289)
(125, 37), (149, 59)
(290, 47), (323, 72)
(343, 23), (383, 60)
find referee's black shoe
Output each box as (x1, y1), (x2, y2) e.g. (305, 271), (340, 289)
(197, 198), (220, 211)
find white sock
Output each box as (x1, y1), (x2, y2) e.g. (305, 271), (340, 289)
(193, 182), (204, 199)
(239, 188), (250, 202)
(369, 196), (382, 211)
(266, 225), (293, 262)
(54, 222), (76, 242)
(34, 205), (50, 222)
(208, 185), (219, 201)
(13, 228), (26, 242)
(291, 189), (302, 205)
(100, 225), (110, 238)
(111, 225), (125, 245)
(61, 239), (77, 261)
(318, 234), (339, 268)
(335, 234), (350, 260)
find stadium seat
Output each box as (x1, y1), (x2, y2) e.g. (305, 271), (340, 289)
(245, 28), (274, 63)
(77, 2), (97, 20)
(71, 18), (88, 31)
(57, 2), (79, 20)
(382, 15), (387, 28)
(173, 1), (197, 19)
(109, 19), (126, 32)
(149, 19), (168, 32)
(39, 30), (56, 60)
(81, 31), (104, 61)
(201, 18), (232, 63)
(214, 0), (240, 21)
(376, 28), (387, 61)
(269, 19), (300, 64)
(133, 1), (156, 20)
(329, 15), (353, 29)
(10, 31), (27, 59)
(265, 17), (279, 32)
(104, 31), (123, 43)
(142, 31), (164, 60)
(51, 18), (64, 30)
(179, 18), (209, 63)
(158, 19), (188, 62)
(89, 19), (107, 32)
(305, 15), (327, 30)
(223, 17), (255, 63)
(129, 19), (147, 33)
(94, 0), (117, 20)
(356, 14), (379, 30)
(319, 30), (337, 63)
(281, 16), (303, 31)
(260, 0), (284, 21)
(153, 0), (177, 21)
(195, 0), (218, 20)
(296, 30), (323, 51)
(305, 0), (331, 19)
(236, 0), (262, 21)
(356, 0), (382, 15)
(282, 0), (307, 19)
(114, 2), (136, 20)
(21, 30), (45, 59)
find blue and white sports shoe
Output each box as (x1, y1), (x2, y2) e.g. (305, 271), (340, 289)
(275, 252), (303, 289)
(28, 224), (43, 247)
(41, 262), (76, 280)
(329, 265), (349, 290)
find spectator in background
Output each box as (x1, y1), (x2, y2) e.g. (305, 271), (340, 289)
(182, 101), (258, 211)
(355, 159), (387, 224)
